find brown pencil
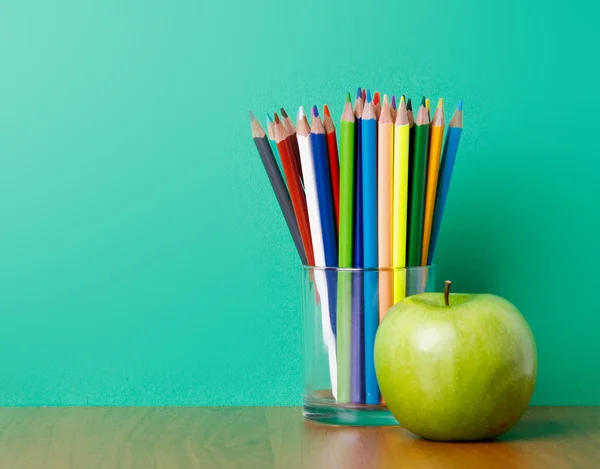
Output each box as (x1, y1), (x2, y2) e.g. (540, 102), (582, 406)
(281, 108), (304, 186)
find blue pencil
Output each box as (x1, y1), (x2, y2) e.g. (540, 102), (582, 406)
(427, 100), (463, 265)
(362, 91), (379, 405)
(311, 106), (339, 336)
(351, 88), (365, 404)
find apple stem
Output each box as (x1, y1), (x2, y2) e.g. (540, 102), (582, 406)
(444, 281), (452, 306)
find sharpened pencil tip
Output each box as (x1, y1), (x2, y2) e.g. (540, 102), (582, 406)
(366, 90), (372, 103)
(407, 99), (412, 110)
(265, 112), (273, 123)
(383, 94), (388, 105)
(400, 95), (405, 104)
(323, 104), (330, 117)
(298, 106), (305, 119)
(312, 105), (319, 117)
(274, 113), (280, 124)
(249, 111), (256, 121)
(391, 95), (397, 109)
(373, 92), (380, 105)
(280, 108), (288, 119)
(421, 96), (426, 106)
(457, 99), (463, 111)
(361, 88), (366, 100)
(438, 98), (444, 107)
(357, 87), (362, 99)
(346, 92), (352, 103)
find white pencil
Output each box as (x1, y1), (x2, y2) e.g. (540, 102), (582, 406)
(297, 106), (337, 399)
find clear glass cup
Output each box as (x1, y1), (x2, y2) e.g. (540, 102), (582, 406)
(301, 265), (436, 426)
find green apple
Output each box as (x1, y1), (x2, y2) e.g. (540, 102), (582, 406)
(374, 283), (537, 441)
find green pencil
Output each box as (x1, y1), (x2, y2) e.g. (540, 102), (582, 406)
(336, 94), (355, 403)
(407, 105), (430, 267)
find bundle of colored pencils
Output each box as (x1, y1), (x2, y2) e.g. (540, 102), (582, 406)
(249, 89), (463, 404)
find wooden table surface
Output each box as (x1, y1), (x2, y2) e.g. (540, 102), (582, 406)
(0, 407), (598, 469)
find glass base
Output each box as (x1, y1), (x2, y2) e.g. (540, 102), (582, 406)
(303, 390), (399, 427)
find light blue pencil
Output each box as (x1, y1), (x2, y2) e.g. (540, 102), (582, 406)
(362, 91), (379, 405)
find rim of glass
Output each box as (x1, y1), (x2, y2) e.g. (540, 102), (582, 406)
(300, 265), (435, 273)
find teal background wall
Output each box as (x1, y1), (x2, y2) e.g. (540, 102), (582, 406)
(0, 0), (598, 406)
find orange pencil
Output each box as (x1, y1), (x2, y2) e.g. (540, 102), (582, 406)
(378, 96), (394, 321)
(421, 99), (444, 265)
(274, 114), (315, 265)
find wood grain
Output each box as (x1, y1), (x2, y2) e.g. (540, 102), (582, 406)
(0, 407), (597, 468)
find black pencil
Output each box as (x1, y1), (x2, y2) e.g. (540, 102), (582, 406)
(250, 112), (308, 264)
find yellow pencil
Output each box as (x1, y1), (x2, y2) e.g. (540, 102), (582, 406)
(422, 98), (445, 265)
(425, 98), (431, 119)
(392, 97), (410, 303)
(378, 96), (394, 321)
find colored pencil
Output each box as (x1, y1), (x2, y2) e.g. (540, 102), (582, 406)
(362, 91), (379, 405)
(338, 94), (355, 269)
(266, 113), (286, 186)
(428, 100), (463, 265)
(323, 104), (341, 234)
(390, 95), (397, 122)
(249, 112), (307, 264)
(336, 94), (355, 404)
(281, 107), (304, 186)
(425, 98), (431, 118)
(274, 113), (315, 265)
(311, 106), (338, 268)
(407, 105), (430, 267)
(297, 107), (337, 399)
(421, 99), (445, 265)
(351, 88), (365, 404)
(373, 92), (381, 120)
(392, 97), (410, 302)
(378, 95), (394, 322)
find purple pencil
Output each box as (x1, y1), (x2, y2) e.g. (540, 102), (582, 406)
(351, 270), (365, 403)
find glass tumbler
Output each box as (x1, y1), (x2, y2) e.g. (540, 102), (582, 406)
(301, 265), (436, 426)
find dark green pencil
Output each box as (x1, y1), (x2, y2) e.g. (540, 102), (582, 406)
(407, 105), (430, 266)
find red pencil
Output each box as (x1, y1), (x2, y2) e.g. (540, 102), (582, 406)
(323, 104), (340, 235)
(274, 113), (315, 265)
(373, 92), (381, 119)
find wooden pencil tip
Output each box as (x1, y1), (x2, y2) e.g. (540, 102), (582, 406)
(421, 96), (426, 106)
(383, 94), (389, 105)
(356, 87), (362, 99)
(312, 105), (319, 117)
(407, 99), (412, 110)
(391, 95), (396, 109)
(457, 99), (463, 111)
(280, 108), (289, 119)
(361, 88), (366, 100)
(249, 111), (256, 121)
(265, 112), (273, 123)
(323, 104), (331, 117)
(373, 92), (380, 105)
(399, 95), (405, 104)
(346, 92), (352, 103)
(298, 106), (305, 119)
(274, 113), (281, 124)
(366, 90), (372, 103)
(438, 98), (444, 107)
